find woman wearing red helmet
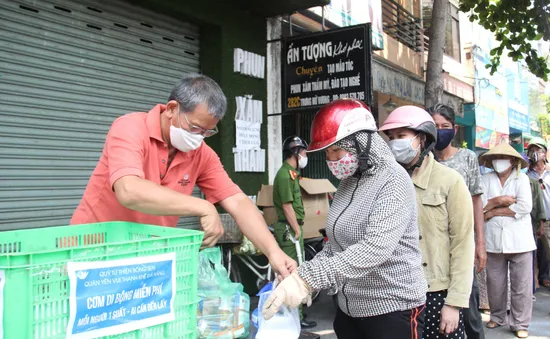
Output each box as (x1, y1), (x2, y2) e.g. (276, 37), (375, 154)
(263, 99), (427, 339)
(379, 106), (475, 339)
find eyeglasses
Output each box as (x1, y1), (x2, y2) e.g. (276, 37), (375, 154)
(180, 112), (218, 137)
(539, 178), (546, 190)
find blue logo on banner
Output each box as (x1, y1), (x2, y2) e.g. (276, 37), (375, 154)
(70, 259), (174, 335)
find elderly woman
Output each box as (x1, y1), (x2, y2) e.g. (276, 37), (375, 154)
(263, 99), (427, 339)
(479, 143), (537, 338)
(379, 106), (474, 339)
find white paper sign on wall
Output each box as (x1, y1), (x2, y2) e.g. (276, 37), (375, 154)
(233, 94), (265, 172)
(233, 48), (266, 79)
(235, 120), (261, 150)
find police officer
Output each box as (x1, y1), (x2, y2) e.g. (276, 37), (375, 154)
(273, 136), (317, 329)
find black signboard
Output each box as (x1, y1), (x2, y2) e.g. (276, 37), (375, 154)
(282, 24), (372, 112)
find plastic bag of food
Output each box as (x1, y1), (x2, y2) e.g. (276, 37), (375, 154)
(255, 282), (300, 339)
(197, 247), (250, 339)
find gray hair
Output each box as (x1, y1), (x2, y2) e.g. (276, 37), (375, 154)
(168, 74), (227, 119)
(426, 104), (456, 126)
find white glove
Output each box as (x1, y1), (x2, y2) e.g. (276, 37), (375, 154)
(262, 272), (312, 320)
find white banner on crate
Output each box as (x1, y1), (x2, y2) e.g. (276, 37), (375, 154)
(0, 270), (4, 339)
(66, 253), (176, 339)
(233, 148), (266, 172)
(235, 120), (261, 150)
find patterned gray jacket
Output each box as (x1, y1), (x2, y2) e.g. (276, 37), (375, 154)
(298, 133), (427, 317)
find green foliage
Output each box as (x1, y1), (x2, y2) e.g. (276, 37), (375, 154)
(539, 113), (550, 138)
(460, 0), (550, 81)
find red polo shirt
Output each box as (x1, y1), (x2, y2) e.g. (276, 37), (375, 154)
(71, 104), (242, 226)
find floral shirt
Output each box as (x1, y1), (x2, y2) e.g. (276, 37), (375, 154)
(439, 148), (483, 196)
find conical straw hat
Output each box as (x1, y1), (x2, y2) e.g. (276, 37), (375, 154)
(479, 142), (528, 169)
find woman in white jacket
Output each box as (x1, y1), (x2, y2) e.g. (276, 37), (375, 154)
(479, 142), (536, 339)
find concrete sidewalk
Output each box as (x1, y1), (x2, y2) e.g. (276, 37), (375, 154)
(302, 289), (550, 339)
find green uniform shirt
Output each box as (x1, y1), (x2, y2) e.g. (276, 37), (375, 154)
(273, 161), (306, 320)
(273, 161), (305, 222)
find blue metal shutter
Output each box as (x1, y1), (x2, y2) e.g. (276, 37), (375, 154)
(0, 0), (202, 230)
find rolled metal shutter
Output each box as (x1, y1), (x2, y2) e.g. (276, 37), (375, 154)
(0, 0), (202, 230)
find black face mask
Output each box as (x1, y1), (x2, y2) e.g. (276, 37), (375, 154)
(435, 129), (455, 151)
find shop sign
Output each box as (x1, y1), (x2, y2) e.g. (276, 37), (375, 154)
(475, 126), (492, 149)
(507, 99), (529, 133)
(282, 24), (372, 112)
(443, 73), (474, 103)
(66, 253), (176, 338)
(508, 109), (530, 132)
(372, 61), (424, 106)
(373, 61), (464, 116)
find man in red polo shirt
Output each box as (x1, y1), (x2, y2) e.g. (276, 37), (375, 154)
(71, 74), (296, 278)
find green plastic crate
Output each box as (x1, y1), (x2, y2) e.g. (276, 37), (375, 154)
(0, 222), (204, 339)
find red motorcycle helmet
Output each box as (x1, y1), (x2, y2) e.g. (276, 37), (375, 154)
(308, 99), (377, 152)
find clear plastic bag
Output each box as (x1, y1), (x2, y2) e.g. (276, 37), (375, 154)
(255, 282), (301, 339)
(197, 247), (250, 339)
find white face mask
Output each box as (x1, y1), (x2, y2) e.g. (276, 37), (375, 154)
(492, 159), (512, 173)
(170, 112), (204, 152)
(298, 154), (308, 169)
(388, 135), (420, 165)
(326, 152), (359, 180)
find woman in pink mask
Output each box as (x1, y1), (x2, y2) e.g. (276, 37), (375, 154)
(262, 99), (427, 339)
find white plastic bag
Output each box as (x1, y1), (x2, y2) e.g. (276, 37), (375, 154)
(255, 282), (301, 339)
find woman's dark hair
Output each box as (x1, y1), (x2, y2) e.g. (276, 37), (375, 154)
(418, 132), (428, 148)
(426, 104), (456, 126)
